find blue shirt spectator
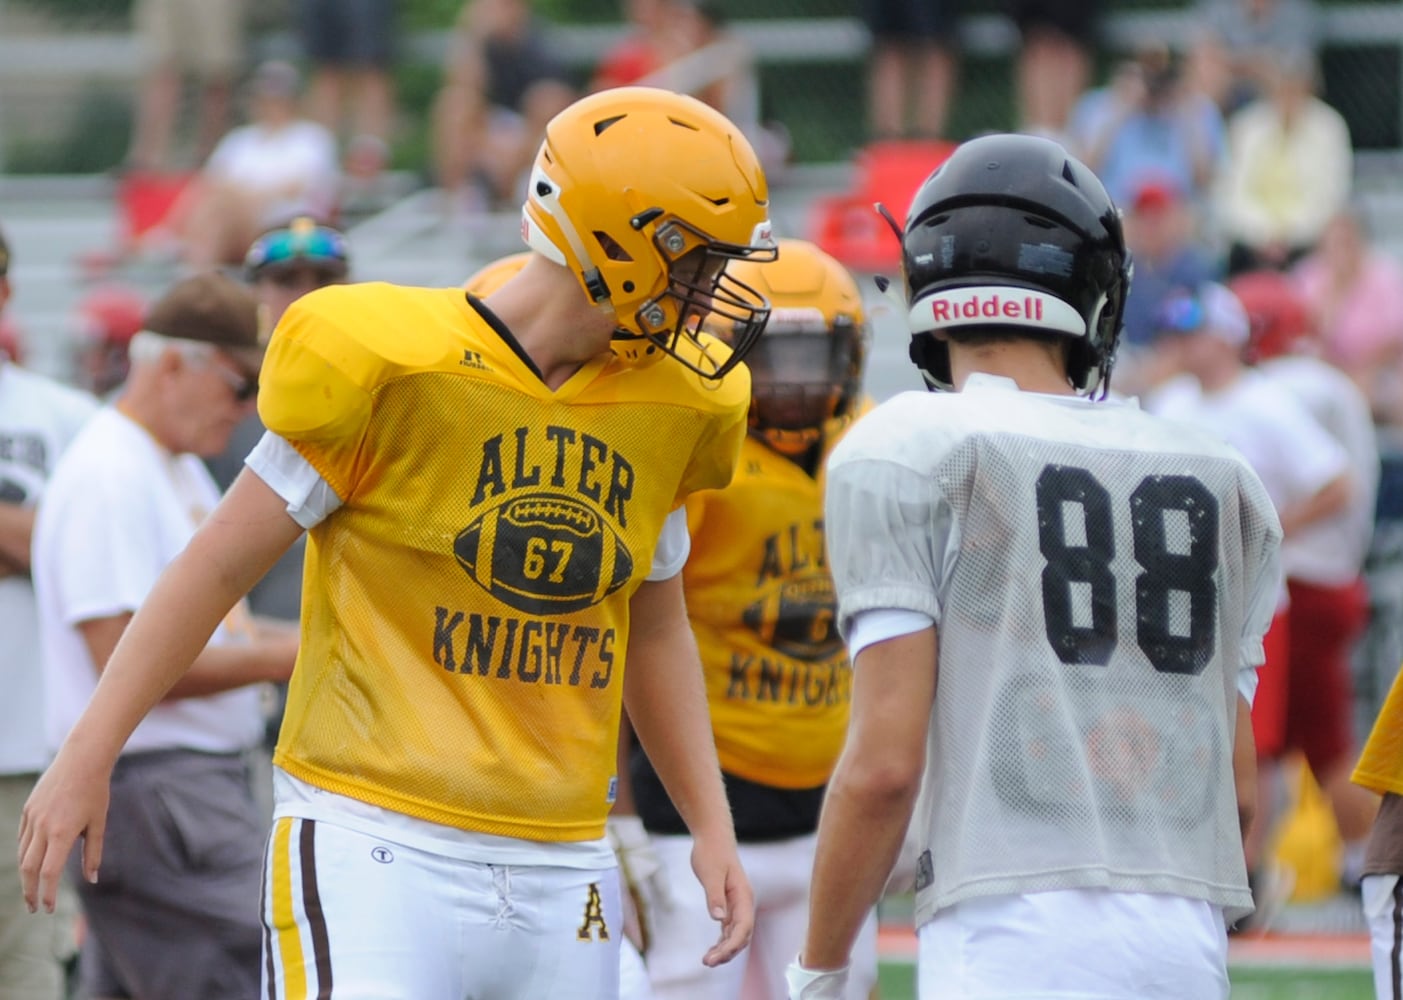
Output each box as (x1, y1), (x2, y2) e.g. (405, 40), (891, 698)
(1069, 47), (1226, 207)
(1120, 179), (1221, 348)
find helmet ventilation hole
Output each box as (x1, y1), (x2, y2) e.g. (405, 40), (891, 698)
(593, 231), (633, 262)
(593, 115), (627, 135)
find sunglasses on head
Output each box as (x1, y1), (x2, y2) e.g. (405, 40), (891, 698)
(211, 364), (258, 402)
(245, 220), (348, 280)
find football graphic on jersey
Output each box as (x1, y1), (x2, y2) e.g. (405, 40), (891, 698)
(454, 492), (634, 615)
(742, 575), (843, 662)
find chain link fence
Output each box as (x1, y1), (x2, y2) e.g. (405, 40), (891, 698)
(0, 0), (1400, 171)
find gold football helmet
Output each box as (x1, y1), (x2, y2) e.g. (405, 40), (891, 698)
(521, 87), (776, 379)
(714, 239), (869, 457)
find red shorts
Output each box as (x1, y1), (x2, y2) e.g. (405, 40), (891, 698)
(1250, 579), (1370, 768)
(1283, 577), (1369, 773)
(1251, 609), (1291, 760)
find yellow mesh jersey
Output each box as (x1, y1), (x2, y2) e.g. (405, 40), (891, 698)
(1353, 662), (1403, 795)
(258, 282), (748, 840)
(682, 413), (859, 788)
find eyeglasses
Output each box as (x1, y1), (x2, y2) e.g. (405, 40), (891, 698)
(210, 363), (258, 403)
(245, 218), (349, 280)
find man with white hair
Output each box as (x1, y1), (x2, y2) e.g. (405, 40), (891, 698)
(30, 271), (297, 998)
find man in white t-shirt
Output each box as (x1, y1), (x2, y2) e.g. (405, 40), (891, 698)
(1230, 269), (1382, 890)
(30, 271), (298, 999)
(787, 134), (1281, 1000)
(1143, 281), (1356, 919)
(0, 224), (96, 999)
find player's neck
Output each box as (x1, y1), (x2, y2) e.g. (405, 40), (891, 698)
(486, 259), (616, 388)
(950, 342), (1075, 396)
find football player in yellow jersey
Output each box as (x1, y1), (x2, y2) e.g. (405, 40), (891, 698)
(20, 86), (778, 1000)
(623, 239), (879, 1000)
(1353, 663), (1403, 999)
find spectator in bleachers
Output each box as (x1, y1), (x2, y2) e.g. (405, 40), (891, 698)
(1068, 42), (1226, 208)
(859, 0), (959, 141)
(156, 61), (341, 269)
(1292, 206), (1403, 428)
(1115, 178), (1221, 388)
(1217, 49), (1351, 276)
(127, 0), (245, 172)
(296, 0), (398, 190)
(431, 0), (577, 212)
(0, 222), (91, 1000)
(1006, 0), (1101, 140)
(1189, 0), (1320, 114)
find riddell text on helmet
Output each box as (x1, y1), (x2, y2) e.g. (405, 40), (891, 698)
(932, 293), (1043, 322)
(913, 286), (1086, 336)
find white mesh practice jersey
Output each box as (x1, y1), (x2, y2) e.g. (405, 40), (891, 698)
(825, 375), (1282, 926)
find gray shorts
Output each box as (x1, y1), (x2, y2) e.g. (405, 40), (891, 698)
(70, 750), (266, 1000)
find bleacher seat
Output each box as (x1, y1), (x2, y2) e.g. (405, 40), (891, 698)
(808, 139), (954, 273)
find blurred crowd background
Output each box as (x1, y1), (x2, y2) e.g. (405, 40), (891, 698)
(2, 0), (1403, 173)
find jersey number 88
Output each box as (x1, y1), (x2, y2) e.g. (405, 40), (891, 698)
(1035, 465), (1219, 676)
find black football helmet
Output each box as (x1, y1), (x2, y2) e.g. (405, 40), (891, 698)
(898, 133), (1131, 396)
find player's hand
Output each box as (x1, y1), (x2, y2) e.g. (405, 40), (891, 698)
(690, 831), (753, 967)
(607, 815), (673, 953)
(785, 957), (850, 999)
(17, 746), (112, 914)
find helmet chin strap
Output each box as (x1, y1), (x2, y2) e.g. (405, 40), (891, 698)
(1078, 290), (1111, 397)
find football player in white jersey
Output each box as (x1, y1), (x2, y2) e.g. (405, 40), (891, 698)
(786, 133), (1283, 1000)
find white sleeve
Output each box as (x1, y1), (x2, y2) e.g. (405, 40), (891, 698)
(646, 507), (691, 581)
(825, 457), (949, 638)
(1238, 663), (1259, 706)
(1237, 472), (1284, 708)
(847, 608), (936, 662)
(244, 432), (344, 529)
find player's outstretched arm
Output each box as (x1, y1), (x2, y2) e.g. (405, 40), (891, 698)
(1233, 694), (1258, 845)
(17, 470), (303, 914)
(796, 627), (936, 979)
(623, 572), (753, 968)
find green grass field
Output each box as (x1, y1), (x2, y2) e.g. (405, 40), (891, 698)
(875, 962), (1376, 998)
